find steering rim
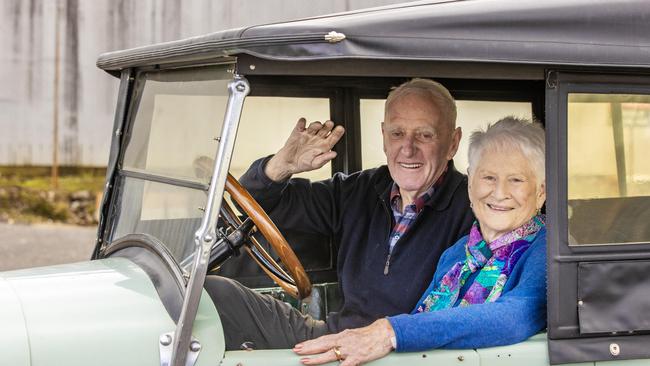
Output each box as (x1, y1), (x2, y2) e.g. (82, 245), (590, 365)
(223, 173), (312, 299)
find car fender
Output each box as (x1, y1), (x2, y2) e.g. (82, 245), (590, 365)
(0, 257), (224, 366)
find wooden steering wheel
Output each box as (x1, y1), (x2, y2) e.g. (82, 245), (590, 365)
(220, 173), (312, 299)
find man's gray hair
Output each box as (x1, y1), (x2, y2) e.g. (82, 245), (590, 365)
(385, 78), (457, 129)
(468, 116), (546, 185)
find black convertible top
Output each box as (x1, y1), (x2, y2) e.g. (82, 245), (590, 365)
(97, 0), (650, 72)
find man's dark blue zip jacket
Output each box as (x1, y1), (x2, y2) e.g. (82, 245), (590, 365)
(240, 156), (474, 333)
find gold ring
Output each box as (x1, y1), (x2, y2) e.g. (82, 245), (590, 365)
(333, 346), (343, 361)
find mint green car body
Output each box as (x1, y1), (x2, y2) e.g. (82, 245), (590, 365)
(0, 259), (223, 366)
(1, 259), (641, 366)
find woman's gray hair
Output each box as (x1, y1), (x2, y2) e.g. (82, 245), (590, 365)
(385, 78), (457, 130)
(468, 116), (546, 185)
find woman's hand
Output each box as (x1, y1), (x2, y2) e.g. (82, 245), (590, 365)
(293, 318), (395, 366)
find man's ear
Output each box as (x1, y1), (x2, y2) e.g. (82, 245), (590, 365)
(381, 122), (387, 154)
(446, 127), (462, 160)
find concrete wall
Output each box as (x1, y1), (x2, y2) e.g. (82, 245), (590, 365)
(0, 0), (409, 166)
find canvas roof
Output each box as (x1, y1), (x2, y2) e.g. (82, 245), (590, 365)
(97, 0), (650, 72)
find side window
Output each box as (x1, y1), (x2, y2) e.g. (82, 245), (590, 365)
(567, 93), (650, 245)
(360, 99), (533, 172)
(231, 96), (331, 180)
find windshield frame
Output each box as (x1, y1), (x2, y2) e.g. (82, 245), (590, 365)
(96, 63), (250, 365)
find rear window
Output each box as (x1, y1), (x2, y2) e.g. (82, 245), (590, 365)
(567, 93), (650, 245)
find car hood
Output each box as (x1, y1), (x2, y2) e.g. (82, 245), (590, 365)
(0, 258), (223, 366)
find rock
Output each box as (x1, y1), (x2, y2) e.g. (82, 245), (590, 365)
(0, 184), (100, 226)
(71, 190), (92, 201)
(70, 201), (82, 211)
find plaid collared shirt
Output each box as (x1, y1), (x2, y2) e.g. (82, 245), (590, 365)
(388, 168), (447, 254)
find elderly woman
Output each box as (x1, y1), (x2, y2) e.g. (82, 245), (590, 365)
(294, 116), (546, 366)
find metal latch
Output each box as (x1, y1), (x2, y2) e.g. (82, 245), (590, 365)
(159, 332), (201, 366)
(325, 31), (346, 43)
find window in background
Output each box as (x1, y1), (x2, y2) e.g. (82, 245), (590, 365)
(360, 99), (533, 173)
(567, 93), (650, 245)
(232, 97), (332, 181)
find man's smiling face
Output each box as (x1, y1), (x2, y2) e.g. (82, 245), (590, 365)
(382, 92), (460, 203)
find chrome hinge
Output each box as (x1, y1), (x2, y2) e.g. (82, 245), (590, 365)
(159, 332), (201, 366)
(325, 31), (346, 43)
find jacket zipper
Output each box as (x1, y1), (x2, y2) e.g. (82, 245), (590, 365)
(383, 253), (392, 275)
(380, 198), (393, 275)
(381, 198), (430, 275)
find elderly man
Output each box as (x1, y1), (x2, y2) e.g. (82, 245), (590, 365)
(205, 78), (474, 350)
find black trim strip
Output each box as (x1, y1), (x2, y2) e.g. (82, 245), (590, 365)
(93, 69), (134, 259)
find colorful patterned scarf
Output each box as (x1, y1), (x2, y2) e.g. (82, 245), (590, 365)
(415, 214), (545, 313)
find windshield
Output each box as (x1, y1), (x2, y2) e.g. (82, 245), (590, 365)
(110, 65), (234, 268)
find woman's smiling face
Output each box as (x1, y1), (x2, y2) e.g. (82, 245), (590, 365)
(469, 147), (546, 243)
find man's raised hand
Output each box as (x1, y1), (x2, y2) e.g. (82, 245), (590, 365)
(264, 118), (345, 182)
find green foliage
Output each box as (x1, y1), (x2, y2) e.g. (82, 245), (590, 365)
(0, 166), (105, 193)
(0, 166), (105, 225)
(23, 194), (70, 221)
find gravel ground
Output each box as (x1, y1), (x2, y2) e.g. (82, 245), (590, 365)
(0, 222), (97, 272)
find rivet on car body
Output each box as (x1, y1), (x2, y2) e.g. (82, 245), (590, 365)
(610, 343), (620, 356)
(204, 234), (214, 242)
(159, 334), (172, 346)
(457, 355), (464, 361)
(578, 300), (583, 306)
(190, 340), (201, 352)
(249, 64), (256, 70)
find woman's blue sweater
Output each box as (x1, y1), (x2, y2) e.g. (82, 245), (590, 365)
(388, 228), (547, 351)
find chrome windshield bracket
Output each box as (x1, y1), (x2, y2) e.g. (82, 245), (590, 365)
(159, 332), (201, 366)
(169, 75), (250, 366)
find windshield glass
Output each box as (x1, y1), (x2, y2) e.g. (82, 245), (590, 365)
(111, 65), (233, 267)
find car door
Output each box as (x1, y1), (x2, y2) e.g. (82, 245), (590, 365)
(546, 71), (650, 364)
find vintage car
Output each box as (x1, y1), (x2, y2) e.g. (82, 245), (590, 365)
(1, 0), (650, 365)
